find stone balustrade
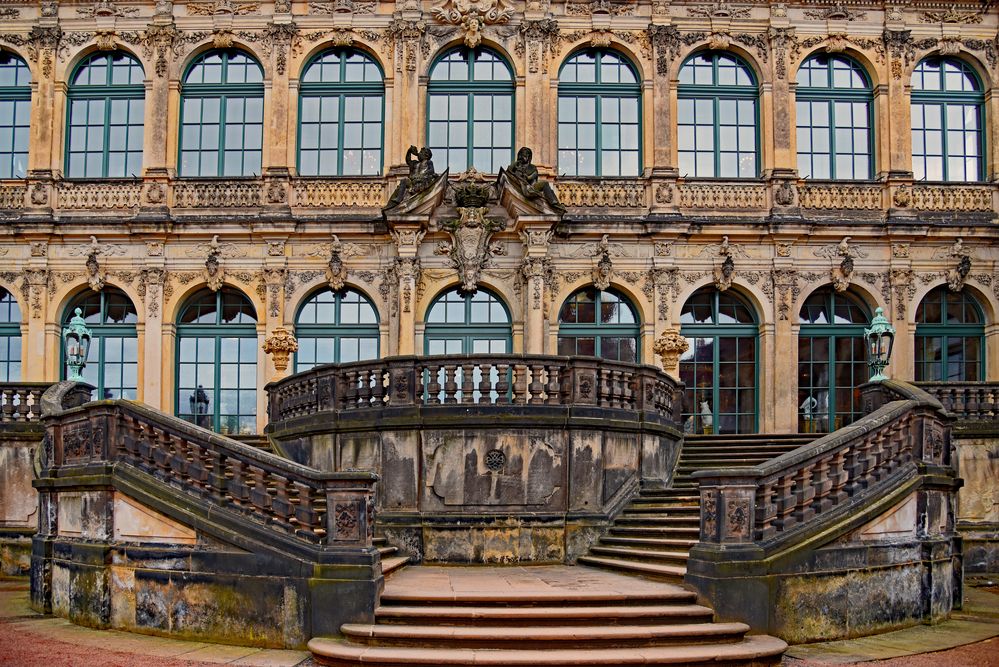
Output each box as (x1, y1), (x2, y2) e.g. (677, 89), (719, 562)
(915, 381), (999, 427)
(799, 182), (883, 210)
(0, 382), (53, 424)
(267, 354), (680, 427)
(44, 400), (376, 548)
(692, 380), (952, 554)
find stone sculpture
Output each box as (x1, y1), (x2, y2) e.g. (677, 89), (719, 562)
(386, 145), (439, 209)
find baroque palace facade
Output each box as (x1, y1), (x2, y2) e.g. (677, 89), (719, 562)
(0, 0), (997, 439)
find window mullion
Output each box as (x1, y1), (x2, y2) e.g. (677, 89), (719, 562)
(828, 99), (837, 179)
(338, 92), (346, 175)
(218, 94), (228, 177)
(102, 92), (113, 178)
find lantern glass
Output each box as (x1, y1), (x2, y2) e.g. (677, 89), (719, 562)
(864, 307), (895, 382)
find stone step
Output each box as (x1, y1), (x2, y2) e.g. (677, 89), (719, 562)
(381, 556), (410, 576)
(614, 516), (700, 526)
(608, 526), (700, 538)
(338, 621), (751, 648)
(599, 536), (698, 549)
(309, 634), (789, 666)
(380, 587), (699, 607)
(623, 506), (699, 515)
(575, 556), (687, 581)
(377, 545), (398, 557)
(373, 603), (716, 627)
(589, 546), (689, 564)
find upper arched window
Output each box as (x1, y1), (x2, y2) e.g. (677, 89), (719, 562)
(295, 287), (379, 372)
(0, 52), (30, 179)
(915, 286), (985, 381)
(795, 55), (873, 180)
(62, 288), (138, 399)
(428, 48), (513, 174)
(557, 50), (640, 177)
(557, 287), (639, 362)
(180, 50), (263, 177)
(298, 49), (384, 176)
(425, 287), (511, 355)
(911, 57), (984, 182)
(0, 287), (21, 381)
(66, 53), (144, 179)
(678, 52), (759, 178)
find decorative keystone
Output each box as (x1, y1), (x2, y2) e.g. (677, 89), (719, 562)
(653, 328), (689, 378)
(263, 328), (299, 373)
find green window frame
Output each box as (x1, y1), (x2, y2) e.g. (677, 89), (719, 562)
(795, 54), (874, 180)
(678, 52), (759, 178)
(557, 49), (641, 177)
(915, 286), (986, 381)
(911, 57), (985, 182)
(176, 288), (258, 435)
(179, 50), (264, 177)
(66, 52), (144, 179)
(797, 288), (870, 434)
(680, 288), (759, 434)
(60, 288), (138, 399)
(0, 51), (30, 179)
(295, 287), (380, 372)
(0, 286), (21, 381)
(298, 49), (384, 176)
(427, 47), (514, 174)
(557, 287), (640, 362)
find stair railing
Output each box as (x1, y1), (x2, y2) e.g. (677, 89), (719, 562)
(0, 382), (54, 423)
(692, 380), (954, 555)
(914, 381), (998, 427)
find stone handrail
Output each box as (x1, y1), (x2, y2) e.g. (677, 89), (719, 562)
(692, 380), (952, 554)
(0, 382), (55, 423)
(915, 381), (998, 425)
(266, 354), (681, 426)
(44, 399), (376, 548)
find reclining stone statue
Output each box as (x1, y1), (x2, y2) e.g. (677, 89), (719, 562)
(504, 147), (564, 212)
(386, 145), (439, 209)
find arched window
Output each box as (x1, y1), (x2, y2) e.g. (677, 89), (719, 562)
(557, 50), (640, 177)
(796, 54), (873, 180)
(0, 52), (30, 179)
(295, 287), (379, 372)
(176, 288), (257, 434)
(180, 50), (263, 177)
(797, 288), (870, 433)
(679, 288), (758, 434)
(298, 49), (383, 176)
(428, 48), (513, 174)
(66, 52), (144, 179)
(911, 57), (984, 182)
(0, 287), (21, 381)
(425, 287), (511, 355)
(62, 289), (138, 399)
(557, 287), (639, 362)
(678, 52), (758, 178)
(915, 286), (985, 381)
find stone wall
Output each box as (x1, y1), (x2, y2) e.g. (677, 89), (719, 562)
(955, 433), (999, 575)
(0, 431), (42, 576)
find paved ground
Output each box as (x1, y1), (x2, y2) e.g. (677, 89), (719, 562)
(2, 575), (998, 666)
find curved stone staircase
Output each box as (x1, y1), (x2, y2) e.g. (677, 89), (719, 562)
(308, 564), (787, 666)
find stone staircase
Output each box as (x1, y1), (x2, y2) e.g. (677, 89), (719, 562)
(578, 434), (814, 580)
(308, 564), (787, 666)
(374, 536), (410, 575)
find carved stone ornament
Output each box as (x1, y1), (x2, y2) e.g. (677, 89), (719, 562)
(432, 0), (514, 49)
(653, 328), (689, 378)
(186, 1), (260, 16)
(386, 145), (442, 211)
(501, 147), (565, 214)
(440, 203), (507, 294)
(203, 235), (225, 292)
(592, 245), (614, 291)
(85, 249), (105, 292)
(773, 180), (796, 207)
(263, 327), (298, 372)
(322, 235), (365, 291)
(935, 238), (973, 292)
(714, 255), (735, 292)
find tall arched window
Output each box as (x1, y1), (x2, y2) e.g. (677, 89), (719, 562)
(796, 54), (873, 180)
(428, 48), (513, 174)
(295, 287), (379, 372)
(176, 288), (257, 434)
(180, 50), (263, 177)
(62, 289), (138, 399)
(425, 287), (511, 355)
(298, 49), (384, 176)
(911, 57), (984, 182)
(915, 286), (985, 381)
(798, 288), (870, 433)
(0, 51), (30, 179)
(679, 288), (758, 434)
(66, 52), (144, 179)
(557, 50), (640, 177)
(557, 287), (639, 362)
(0, 287), (21, 381)
(678, 52), (758, 178)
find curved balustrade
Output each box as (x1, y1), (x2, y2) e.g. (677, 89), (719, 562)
(915, 381), (998, 426)
(266, 354), (681, 426)
(0, 382), (54, 424)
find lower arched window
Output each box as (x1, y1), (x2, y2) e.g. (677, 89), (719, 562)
(295, 287), (379, 372)
(679, 288), (758, 434)
(0, 287), (21, 381)
(557, 287), (639, 362)
(915, 286), (985, 381)
(176, 288), (257, 434)
(797, 288), (870, 433)
(62, 288), (138, 399)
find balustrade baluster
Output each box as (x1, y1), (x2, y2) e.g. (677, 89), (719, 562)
(528, 364), (545, 404)
(620, 371), (634, 409)
(828, 450), (849, 505)
(774, 474), (797, 532)
(344, 371), (359, 408)
(227, 458), (251, 510)
(371, 368), (386, 405)
(477, 362), (493, 404)
(270, 474), (293, 530)
(249, 467), (273, 518)
(443, 364), (459, 404)
(15, 392), (29, 421)
(953, 388), (967, 419)
(1, 388), (13, 422)
(495, 363), (511, 404)
(545, 365), (562, 405)
(461, 364), (475, 404)
(512, 364), (528, 405)
(793, 467), (816, 523)
(756, 480), (777, 540)
(152, 429), (172, 480)
(424, 364), (441, 405)
(809, 455), (833, 513)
